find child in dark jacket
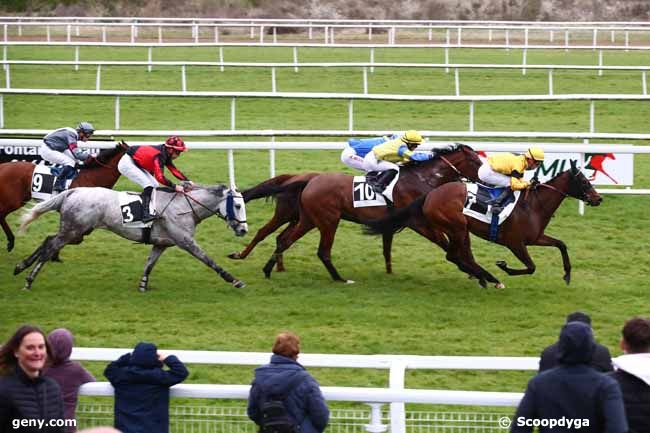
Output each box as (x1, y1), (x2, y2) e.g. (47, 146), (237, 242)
(104, 342), (188, 433)
(44, 329), (96, 433)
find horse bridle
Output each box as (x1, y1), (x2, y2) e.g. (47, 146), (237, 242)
(181, 189), (247, 225)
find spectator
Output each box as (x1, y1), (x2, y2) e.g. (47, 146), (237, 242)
(0, 324), (65, 433)
(609, 317), (650, 433)
(103, 342), (188, 433)
(511, 321), (627, 433)
(247, 331), (329, 433)
(539, 311), (612, 372)
(44, 329), (96, 433)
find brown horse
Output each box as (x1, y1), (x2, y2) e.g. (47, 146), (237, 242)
(0, 142), (128, 252)
(364, 160), (603, 288)
(251, 144), (483, 282)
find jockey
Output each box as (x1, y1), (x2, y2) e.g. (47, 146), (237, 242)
(40, 122), (95, 192)
(361, 130), (432, 197)
(117, 136), (193, 222)
(478, 147), (545, 213)
(340, 133), (398, 171)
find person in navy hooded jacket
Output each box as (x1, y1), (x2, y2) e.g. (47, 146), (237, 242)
(511, 321), (627, 433)
(104, 342), (188, 433)
(247, 332), (329, 433)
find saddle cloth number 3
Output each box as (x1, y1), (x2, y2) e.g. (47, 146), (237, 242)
(121, 201), (143, 224)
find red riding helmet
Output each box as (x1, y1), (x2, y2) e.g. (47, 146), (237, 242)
(164, 136), (187, 152)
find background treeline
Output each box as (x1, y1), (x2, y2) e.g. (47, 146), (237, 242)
(2, 0), (650, 21)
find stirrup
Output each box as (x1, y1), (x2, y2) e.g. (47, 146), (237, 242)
(141, 213), (160, 223)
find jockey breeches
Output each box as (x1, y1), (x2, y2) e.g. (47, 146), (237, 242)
(362, 151), (399, 173)
(340, 146), (365, 171)
(478, 162), (511, 188)
(39, 144), (76, 167)
(118, 154), (160, 189)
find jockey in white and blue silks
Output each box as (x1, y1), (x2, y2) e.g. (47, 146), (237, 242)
(340, 133), (399, 171)
(39, 122), (95, 192)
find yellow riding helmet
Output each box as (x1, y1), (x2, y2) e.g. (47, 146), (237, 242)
(401, 130), (423, 146)
(525, 147), (545, 162)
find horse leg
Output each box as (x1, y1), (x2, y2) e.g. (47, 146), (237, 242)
(532, 234), (571, 285)
(22, 232), (77, 290)
(14, 235), (54, 275)
(314, 221), (352, 283)
(272, 222), (298, 272)
(456, 230), (503, 288)
(228, 213), (287, 260)
(382, 232), (393, 274)
(262, 217), (314, 278)
(138, 244), (168, 293)
(496, 243), (537, 277)
(0, 215), (15, 252)
(174, 236), (245, 289)
(51, 229), (92, 263)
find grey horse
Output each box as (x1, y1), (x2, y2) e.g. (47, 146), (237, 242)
(15, 184), (248, 291)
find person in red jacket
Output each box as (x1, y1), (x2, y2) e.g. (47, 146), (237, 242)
(117, 136), (193, 222)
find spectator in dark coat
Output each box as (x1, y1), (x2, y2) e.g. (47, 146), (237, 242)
(248, 332), (329, 433)
(103, 342), (188, 433)
(539, 311), (612, 373)
(0, 324), (65, 433)
(609, 317), (650, 433)
(511, 321), (627, 433)
(44, 329), (95, 433)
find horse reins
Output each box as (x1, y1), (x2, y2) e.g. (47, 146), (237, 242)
(438, 155), (477, 182)
(180, 190), (247, 224)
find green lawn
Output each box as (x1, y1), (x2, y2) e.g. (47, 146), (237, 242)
(0, 45), (648, 401)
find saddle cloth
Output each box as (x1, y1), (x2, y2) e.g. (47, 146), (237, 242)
(352, 176), (387, 208)
(118, 192), (154, 228)
(462, 184), (520, 225)
(31, 165), (73, 200)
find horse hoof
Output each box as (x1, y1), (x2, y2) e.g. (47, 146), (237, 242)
(495, 283), (506, 289)
(13, 265), (22, 276)
(7, 242), (14, 252)
(227, 252), (242, 260)
(22, 285), (31, 291)
(478, 279), (487, 289)
(345, 280), (355, 284)
(233, 279), (246, 289)
(563, 274), (571, 285)
(496, 260), (507, 269)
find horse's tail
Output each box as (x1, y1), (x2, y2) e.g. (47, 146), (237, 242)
(19, 190), (72, 232)
(362, 195), (428, 236)
(243, 174), (312, 202)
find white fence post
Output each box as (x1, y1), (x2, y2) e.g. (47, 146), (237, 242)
(370, 48), (374, 73)
(95, 65), (101, 91)
(130, 24), (135, 43)
(457, 26), (461, 46)
(643, 71), (647, 95)
(181, 65), (186, 92)
(348, 99), (353, 131)
(444, 48), (449, 73)
(219, 47), (224, 72)
(592, 29), (597, 50)
(365, 403), (387, 433)
(454, 68), (460, 96)
(147, 47), (152, 72)
(4, 64), (9, 89)
(271, 67), (276, 93)
(158, 26), (162, 43)
(102, 26), (106, 43)
(2, 46), (6, 71)
(363, 67), (368, 94)
(589, 101), (595, 133)
(389, 361), (406, 433)
(598, 50), (603, 77)
(269, 137), (276, 178)
(230, 97), (236, 130)
(469, 101), (475, 132)
(228, 149), (236, 188)
(273, 27), (277, 44)
(260, 26), (264, 43)
(114, 96), (120, 130)
(66, 24), (71, 42)
(47, 25), (51, 42)
(293, 47), (298, 73)
(522, 49), (527, 75)
(564, 30), (569, 52)
(214, 26), (219, 43)
(579, 148), (586, 215)
(74, 46), (79, 71)
(548, 69), (553, 96)
(251, 22), (255, 39)
(505, 29), (510, 51)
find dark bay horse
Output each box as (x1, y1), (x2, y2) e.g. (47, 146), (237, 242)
(364, 160), (603, 288)
(254, 144), (483, 282)
(0, 142), (128, 252)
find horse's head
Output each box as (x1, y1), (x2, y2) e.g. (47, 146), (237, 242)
(567, 160), (603, 206)
(219, 186), (248, 236)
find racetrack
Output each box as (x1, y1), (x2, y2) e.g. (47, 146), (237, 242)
(0, 44), (648, 397)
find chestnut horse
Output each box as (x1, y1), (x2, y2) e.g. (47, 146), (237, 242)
(251, 144), (483, 282)
(364, 160), (603, 288)
(0, 141), (128, 252)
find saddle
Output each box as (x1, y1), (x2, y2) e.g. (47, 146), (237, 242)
(31, 165), (76, 200)
(466, 184), (514, 215)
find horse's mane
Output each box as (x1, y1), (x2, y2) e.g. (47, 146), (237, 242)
(402, 143), (471, 171)
(196, 184), (228, 196)
(80, 144), (128, 169)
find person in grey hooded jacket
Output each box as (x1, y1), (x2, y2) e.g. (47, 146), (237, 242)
(247, 332), (329, 433)
(511, 321), (627, 433)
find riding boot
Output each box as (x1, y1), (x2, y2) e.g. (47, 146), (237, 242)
(141, 187), (158, 223)
(53, 166), (75, 193)
(372, 169), (398, 195)
(488, 188), (510, 214)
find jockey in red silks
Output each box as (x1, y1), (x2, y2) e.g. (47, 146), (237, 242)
(117, 136), (193, 222)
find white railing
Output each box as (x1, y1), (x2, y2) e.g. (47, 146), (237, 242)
(3, 19), (650, 49)
(3, 60), (650, 95)
(72, 348), (528, 433)
(3, 88), (650, 133)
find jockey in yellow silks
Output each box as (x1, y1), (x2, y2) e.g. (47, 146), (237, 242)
(478, 147), (545, 212)
(361, 130), (431, 200)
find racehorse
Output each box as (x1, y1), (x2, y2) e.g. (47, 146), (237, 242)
(0, 141), (128, 252)
(363, 160), (603, 288)
(14, 184), (248, 291)
(250, 144), (483, 282)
